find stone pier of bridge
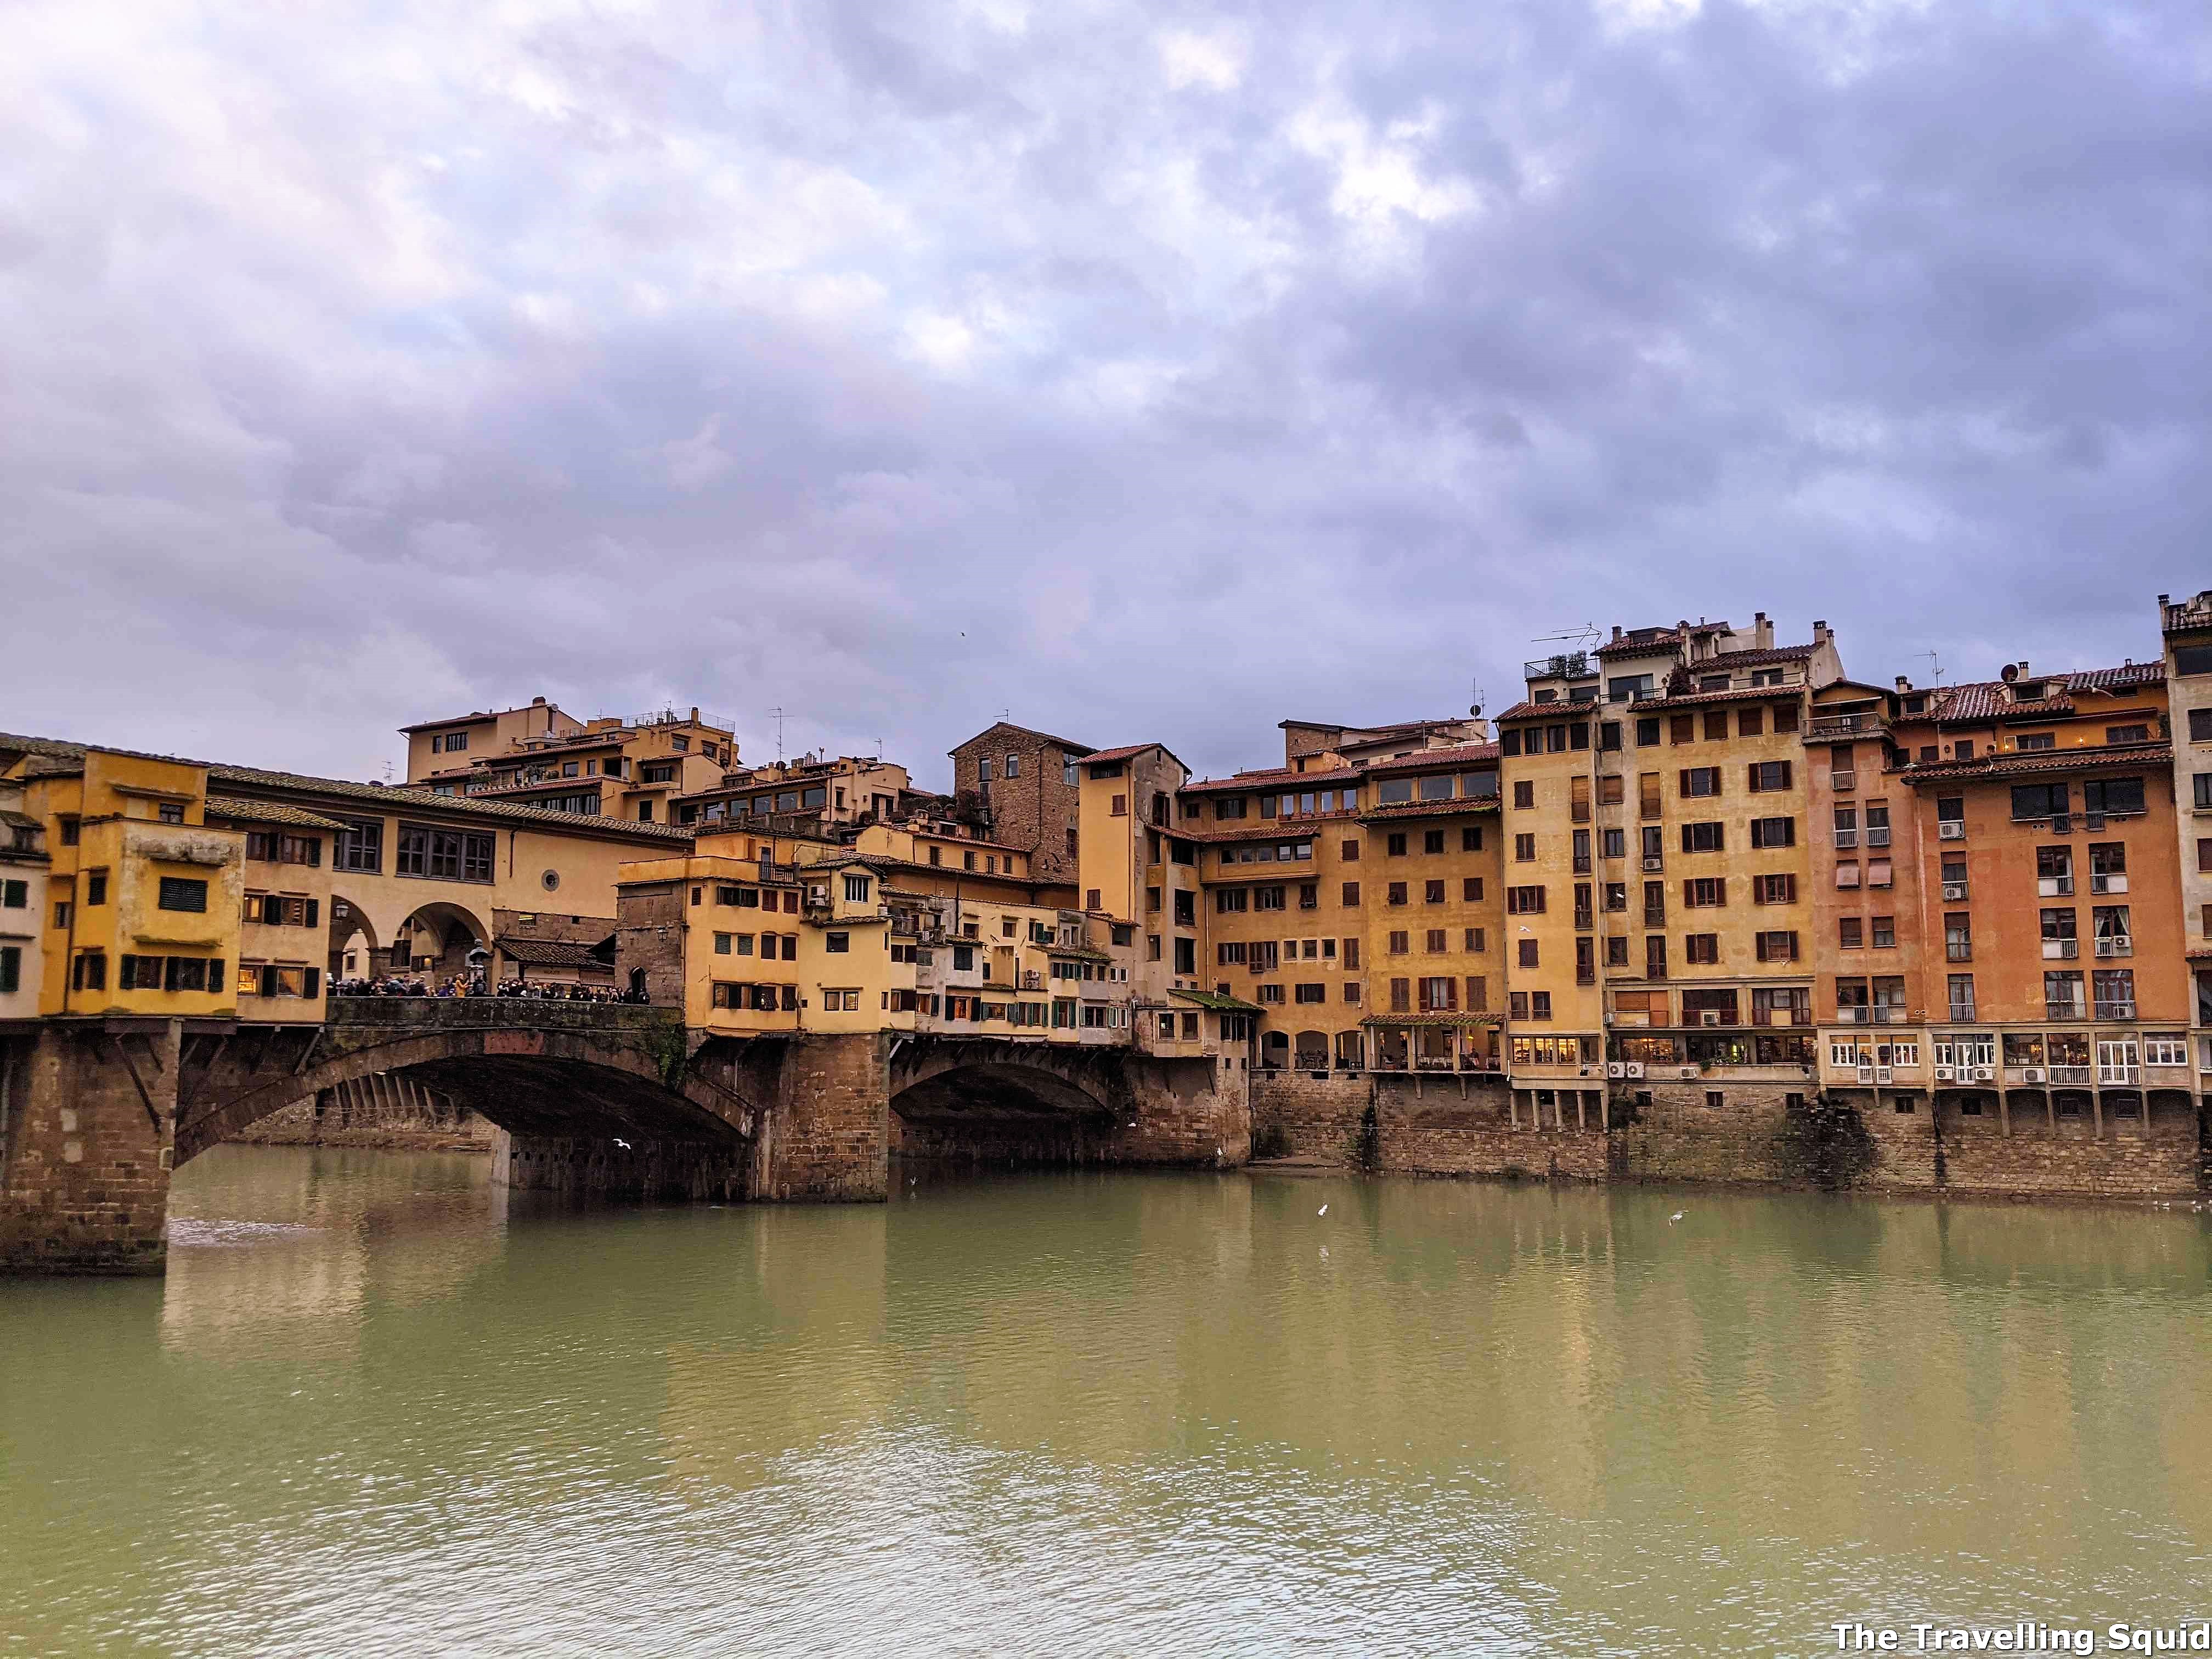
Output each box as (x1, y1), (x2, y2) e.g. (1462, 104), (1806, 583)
(0, 1002), (1251, 1275)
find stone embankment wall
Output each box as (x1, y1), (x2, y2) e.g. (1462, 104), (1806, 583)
(233, 1074), (496, 1154)
(1254, 1070), (2205, 1201)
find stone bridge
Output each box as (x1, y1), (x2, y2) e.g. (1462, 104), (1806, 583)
(0, 1003), (1248, 1274)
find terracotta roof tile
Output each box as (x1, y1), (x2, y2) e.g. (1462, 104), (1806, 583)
(1899, 741), (2171, 783)
(1629, 685), (1807, 711)
(203, 795), (348, 832)
(1181, 766), (1362, 794)
(1363, 742), (1500, 773)
(1359, 797), (1502, 820)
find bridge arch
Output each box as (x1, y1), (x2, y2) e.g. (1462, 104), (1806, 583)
(176, 1005), (770, 1198)
(887, 1040), (1125, 1166)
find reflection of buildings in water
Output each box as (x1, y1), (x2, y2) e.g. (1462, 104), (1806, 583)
(159, 1148), (509, 1356)
(659, 1205), (891, 1491)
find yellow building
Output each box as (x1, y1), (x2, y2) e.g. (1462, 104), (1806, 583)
(205, 797), (342, 1023)
(0, 776), (50, 1022)
(409, 702), (735, 825)
(9, 748), (242, 1020)
(1497, 614), (1841, 1125)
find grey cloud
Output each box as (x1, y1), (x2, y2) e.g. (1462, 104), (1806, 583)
(2, 0), (2206, 786)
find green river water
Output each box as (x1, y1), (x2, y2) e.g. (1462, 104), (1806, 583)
(4, 1147), (2212, 1656)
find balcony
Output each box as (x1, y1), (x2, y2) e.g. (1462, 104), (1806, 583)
(2091, 873), (2129, 895)
(1574, 909), (1595, 931)
(2098, 1065), (2142, 1086)
(2094, 1000), (2137, 1020)
(1945, 943), (1972, 962)
(2094, 937), (2133, 958)
(2042, 939), (2079, 960)
(1835, 1006), (1910, 1025)
(1809, 713), (1883, 737)
(1524, 652), (1594, 681)
(2049, 1064), (2093, 1085)
(1833, 830), (1859, 849)
(2037, 877), (2073, 897)
(2044, 1001), (2088, 1021)
(1942, 882), (1969, 901)
(1865, 827), (1891, 848)
(1831, 771), (1857, 791)
(1577, 969), (1596, 986)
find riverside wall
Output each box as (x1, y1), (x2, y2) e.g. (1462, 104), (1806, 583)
(1251, 1070), (2205, 1201)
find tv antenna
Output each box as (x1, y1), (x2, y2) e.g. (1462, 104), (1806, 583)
(1919, 651), (1945, 686)
(1531, 623), (1602, 648)
(769, 707), (786, 763)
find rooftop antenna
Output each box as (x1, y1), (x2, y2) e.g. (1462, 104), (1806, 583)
(769, 706), (786, 764)
(1919, 650), (1945, 686)
(1531, 624), (1602, 648)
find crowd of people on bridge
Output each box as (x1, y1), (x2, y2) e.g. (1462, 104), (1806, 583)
(329, 975), (647, 1005)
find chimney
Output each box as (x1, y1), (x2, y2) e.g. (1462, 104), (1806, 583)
(1611, 625), (1623, 641)
(1894, 675), (1912, 693)
(1752, 611), (1774, 650)
(1813, 619), (1830, 645)
(690, 707), (699, 722)
(2017, 661), (2030, 679)
(531, 695), (546, 706)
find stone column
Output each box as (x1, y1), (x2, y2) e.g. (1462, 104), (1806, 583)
(761, 1031), (891, 1201)
(0, 1022), (179, 1276)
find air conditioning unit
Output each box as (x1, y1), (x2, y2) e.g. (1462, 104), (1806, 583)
(1972, 1066), (1995, 1082)
(1875, 1066), (1894, 1084)
(1933, 1065), (1956, 1082)
(1677, 1065), (1699, 1080)
(1606, 1061), (1626, 1079)
(1700, 1011), (1722, 1026)
(1626, 1063), (1645, 1079)
(1938, 820), (1966, 840)
(1942, 882), (1969, 901)
(1855, 1065), (1876, 1084)
(2022, 1067), (2047, 1084)
(1641, 857), (1663, 872)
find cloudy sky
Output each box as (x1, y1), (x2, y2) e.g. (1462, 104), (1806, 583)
(5, 0), (2208, 788)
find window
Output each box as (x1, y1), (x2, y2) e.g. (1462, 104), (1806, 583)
(157, 877), (208, 913)
(1754, 930), (1798, 963)
(1003, 753), (1021, 778)
(844, 874), (871, 902)
(1682, 877), (1725, 907)
(1703, 711), (1730, 740)
(1671, 715), (1696, 745)
(2190, 709), (2212, 743)
(1424, 879), (1445, 904)
(1341, 882), (1361, 906)
(1462, 877), (1484, 902)
(1644, 935), (1667, 979)
(1294, 982), (1326, 1005)
(1944, 912), (1972, 961)
(396, 825), (496, 882)
(1751, 873), (1795, 905)
(1423, 829), (1446, 855)
(2011, 782), (2069, 820)
(1517, 939), (1538, 968)
(2016, 733), (2056, 752)
(1386, 882), (1407, 906)
(826, 932), (850, 953)
(83, 871), (107, 906)
(1839, 917), (1864, 949)
(1750, 817), (1794, 849)
(1679, 768), (1720, 798)
(2045, 970), (2086, 1019)
(2083, 777), (2145, 816)
(1747, 760), (1791, 792)
(2107, 724), (2151, 745)
(1387, 832), (1408, 856)
(2093, 905), (2132, 956)
(0, 880), (22, 910)
(2093, 967), (2136, 1019)
(1637, 718), (1661, 747)
(1936, 974), (1974, 1020)
(1681, 822), (1724, 854)
(1424, 928), (1447, 953)
(1505, 885), (1545, 914)
(1514, 834), (1536, 862)
(1386, 930), (1409, 956)
(1684, 933), (1718, 964)
(156, 802), (185, 825)
(1464, 927), (1486, 952)
(72, 950), (107, 991)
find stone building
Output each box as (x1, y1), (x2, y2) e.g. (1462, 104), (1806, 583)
(949, 721), (1095, 884)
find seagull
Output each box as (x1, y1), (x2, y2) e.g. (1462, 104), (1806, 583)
(1669, 1211), (1684, 1223)
(613, 1138), (631, 1150)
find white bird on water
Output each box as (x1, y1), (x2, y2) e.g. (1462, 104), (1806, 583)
(1669, 1211), (1684, 1223)
(613, 1138), (630, 1150)
(1318, 1204), (1328, 1217)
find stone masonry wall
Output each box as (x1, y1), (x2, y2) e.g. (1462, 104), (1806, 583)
(1252, 1071), (1609, 1182)
(763, 1031), (890, 1200)
(0, 1025), (173, 1274)
(1859, 1094), (2200, 1200)
(234, 1074), (497, 1154)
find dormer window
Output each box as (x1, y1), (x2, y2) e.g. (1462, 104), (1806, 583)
(1903, 696), (1926, 715)
(1700, 674), (1729, 691)
(2014, 681), (2046, 702)
(1532, 689), (1558, 704)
